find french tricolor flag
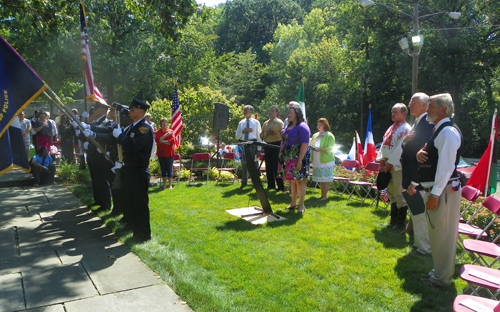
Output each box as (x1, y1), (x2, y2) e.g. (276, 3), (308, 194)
(347, 132), (364, 170)
(364, 105), (377, 164)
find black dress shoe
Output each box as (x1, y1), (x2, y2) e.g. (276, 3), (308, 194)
(131, 235), (151, 243)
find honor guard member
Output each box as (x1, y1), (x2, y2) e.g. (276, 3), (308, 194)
(82, 103), (131, 217)
(113, 99), (154, 242)
(74, 102), (113, 212)
(416, 93), (463, 287)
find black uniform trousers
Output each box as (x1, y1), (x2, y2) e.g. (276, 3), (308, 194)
(87, 155), (112, 210)
(122, 167), (151, 240)
(264, 141), (284, 191)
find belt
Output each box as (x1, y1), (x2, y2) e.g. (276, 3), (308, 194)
(423, 179), (459, 193)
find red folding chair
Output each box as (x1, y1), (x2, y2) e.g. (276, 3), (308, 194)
(331, 159), (358, 198)
(189, 152), (211, 185)
(463, 233), (500, 268)
(460, 264), (500, 299)
(172, 154), (182, 185)
(346, 162), (380, 206)
(456, 195), (500, 263)
(460, 186), (481, 223)
(453, 294), (500, 311)
(217, 152), (238, 184)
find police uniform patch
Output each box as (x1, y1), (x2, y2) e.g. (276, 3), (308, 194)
(138, 127), (149, 134)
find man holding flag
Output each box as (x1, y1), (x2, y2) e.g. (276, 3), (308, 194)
(377, 103), (411, 230)
(113, 99), (154, 242)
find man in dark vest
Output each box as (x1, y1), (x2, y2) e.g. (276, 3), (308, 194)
(417, 93), (462, 287)
(403, 93), (434, 256)
(113, 99), (154, 242)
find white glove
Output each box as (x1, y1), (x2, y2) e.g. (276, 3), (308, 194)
(97, 148), (102, 153)
(113, 126), (122, 138)
(70, 121), (78, 128)
(80, 122), (90, 130)
(82, 111), (89, 118)
(111, 161), (123, 173)
(83, 129), (95, 138)
(83, 142), (89, 150)
(75, 129), (81, 136)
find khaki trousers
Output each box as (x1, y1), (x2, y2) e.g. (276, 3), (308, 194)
(425, 183), (461, 286)
(410, 190), (431, 254)
(387, 168), (407, 208)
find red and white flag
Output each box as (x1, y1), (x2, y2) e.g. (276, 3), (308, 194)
(364, 105), (377, 164)
(171, 85), (183, 148)
(79, 2), (106, 105)
(466, 110), (498, 196)
(355, 131), (364, 169)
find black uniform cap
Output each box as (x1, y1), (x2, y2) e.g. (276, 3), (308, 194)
(129, 99), (150, 111)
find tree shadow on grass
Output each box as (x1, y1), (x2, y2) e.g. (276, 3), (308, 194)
(215, 218), (262, 231)
(371, 208), (390, 219)
(372, 227), (409, 249)
(394, 253), (458, 311)
(221, 186), (253, 198)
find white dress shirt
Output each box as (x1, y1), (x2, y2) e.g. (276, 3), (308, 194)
(420, 118), (461, 196)
(235, 117), (262, 151)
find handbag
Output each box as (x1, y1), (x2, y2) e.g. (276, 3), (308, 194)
(376, 170), (392, 190)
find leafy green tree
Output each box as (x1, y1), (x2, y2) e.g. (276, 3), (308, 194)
(214, 49), (265, 107)
(214, 0), (303, 64)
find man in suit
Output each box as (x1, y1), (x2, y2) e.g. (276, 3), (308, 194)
(113, 99), (154, 242)
(402, 93), (434, 256)
(416, 93), (463, 287)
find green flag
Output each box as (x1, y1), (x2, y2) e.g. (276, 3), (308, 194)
(296, 78), (306, 121)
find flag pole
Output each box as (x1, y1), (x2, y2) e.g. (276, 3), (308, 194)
(485, 109), (497, 196)
(42, 88), (114, 164)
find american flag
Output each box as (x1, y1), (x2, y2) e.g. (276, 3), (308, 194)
(79, 2), (106, 105)
(171, 85), (183, 148)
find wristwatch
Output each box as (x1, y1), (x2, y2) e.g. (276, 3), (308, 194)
(430, 194), (439, 199)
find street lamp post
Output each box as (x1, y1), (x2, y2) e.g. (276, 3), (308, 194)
(360, 0), (460, 94)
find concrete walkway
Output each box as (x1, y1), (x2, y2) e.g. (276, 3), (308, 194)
(0, 169), (191, 312)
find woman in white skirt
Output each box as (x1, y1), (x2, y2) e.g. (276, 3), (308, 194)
(310, 118), (335, 200)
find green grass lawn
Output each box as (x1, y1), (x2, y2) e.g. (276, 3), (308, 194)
(72, 182), (471, 311)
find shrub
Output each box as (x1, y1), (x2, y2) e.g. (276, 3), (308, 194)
(149, 158), (161, 176)
(176, 168), (191, 180)
(56, 160), (91, 184)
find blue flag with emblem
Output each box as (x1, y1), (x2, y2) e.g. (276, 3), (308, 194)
(0, 35), (48, 175)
